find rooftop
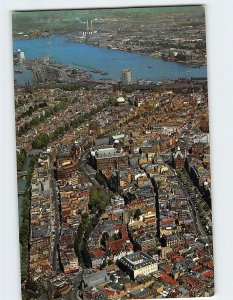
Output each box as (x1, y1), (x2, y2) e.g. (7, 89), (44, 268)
(119, 251), (157, 270)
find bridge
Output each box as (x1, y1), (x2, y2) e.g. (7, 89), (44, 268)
(17, 170), (28, 177)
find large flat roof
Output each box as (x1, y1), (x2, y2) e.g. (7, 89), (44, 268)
(119, 252), (157, 270)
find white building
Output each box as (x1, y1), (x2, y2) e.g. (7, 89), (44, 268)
(121, 68), (132, 84)
(118, 251), (158, 279)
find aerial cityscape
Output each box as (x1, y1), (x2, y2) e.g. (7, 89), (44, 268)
(13, 6), (214, 300)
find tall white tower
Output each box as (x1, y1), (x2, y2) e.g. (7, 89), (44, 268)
(121, 68), (132, 84)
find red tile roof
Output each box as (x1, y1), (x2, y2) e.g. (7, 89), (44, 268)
(113, 224), (127, 231)
(192, 265), (202, 272)
(161, 273), (177, 286)
(89, 248), (105, 257)
(207, 261), (214, 268)
(122, 231), (129, 240)
(201, 270), (214, 277)
(146, 218), (156, 224)
(187, 276), (197, 283)
(161, 219), (172, 225)
(104, 288), (117, 296)
(106, 239), (125, 252)
(170, 253), (184, 261)
(80, 191), (89, 196)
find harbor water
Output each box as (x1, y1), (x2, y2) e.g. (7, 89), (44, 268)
(13, 36), (207, 85)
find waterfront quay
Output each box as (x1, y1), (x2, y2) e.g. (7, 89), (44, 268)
(17, 79), (213, 299)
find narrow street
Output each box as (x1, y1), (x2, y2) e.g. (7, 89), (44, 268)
(63, 271), (84, 300)
(50, 166), (61, 273)
(78, 152), (99, 187)
(176, 171), (211, 244)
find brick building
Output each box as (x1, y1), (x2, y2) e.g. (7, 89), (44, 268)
(173, 148), (185, 170)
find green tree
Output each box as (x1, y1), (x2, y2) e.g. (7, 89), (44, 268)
(17, 149), (27, 170)
(84, 223), (94, 240)
(107, 236), (115, 242)
(100, 260), (107, 270)
(134, 209), (142, 220)
(82, 244), (92, 268)
(82, 213), (89, 221)
(107, 259), (114, 266)
(95, 172), (107, 186)
(54, 290), (62, 299)
(19, 155), (37, 281)
(100, 232), (109, 249)
(25, 280), (38, 292)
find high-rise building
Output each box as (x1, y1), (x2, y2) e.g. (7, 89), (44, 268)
(121, 68), (132, 84)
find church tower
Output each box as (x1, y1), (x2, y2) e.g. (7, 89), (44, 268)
(173, 147), (185, 170)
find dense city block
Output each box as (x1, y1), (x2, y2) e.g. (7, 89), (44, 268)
(14, 6), (213, 300)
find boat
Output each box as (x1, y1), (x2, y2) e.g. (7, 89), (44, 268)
(147, 66), (152, 69)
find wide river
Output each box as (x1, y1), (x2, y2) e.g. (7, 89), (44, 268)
(13, 36), (207, 85)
